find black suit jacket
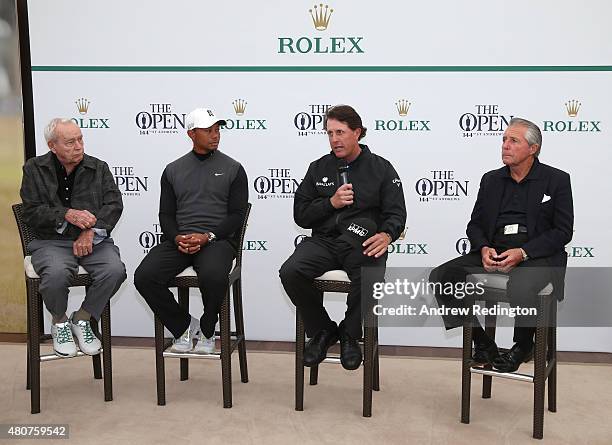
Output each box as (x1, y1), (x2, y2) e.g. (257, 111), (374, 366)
(466, 158), (574, 299)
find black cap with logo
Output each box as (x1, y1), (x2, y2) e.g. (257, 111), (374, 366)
(338, 218), (378, 248)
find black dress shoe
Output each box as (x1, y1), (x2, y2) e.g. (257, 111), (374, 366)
(472, 340), (500, 365)
(492, 342), (534, 373)
(339, 331), (362, 370)
(303, 327), (339, 367)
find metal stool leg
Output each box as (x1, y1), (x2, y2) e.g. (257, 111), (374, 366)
(548, 300), (557, 413)
(482, 306), (497, 399)
(362, 323), (374, 417)
(38, 294), (45, 339)
(373, 320), (380, 391)
(26, 341), (31, 390)
(26, 286), (31, 391)
(364, 297), (380, 393)
(29, 282), (41, 414)
(90, 315), (103, 380)
(177, 288), (189, 381)
(308, 290), (323, 387)
(154, 315), (166, 406)
(232, 279), (249, 383)
(295, 311), (305, 411)
(461, 302), (474, 424)
(101, 304), (113, 402)
(533, 297), (549, 440)
(220, 290), (232, 408)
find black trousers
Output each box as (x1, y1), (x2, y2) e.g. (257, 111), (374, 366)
(279, 236), (386, 339)
(429, 233), (553, 344)
(134, 240), (236, 339)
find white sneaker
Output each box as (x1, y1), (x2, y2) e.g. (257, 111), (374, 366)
(51, 321), (77, 357)
(171, 317), (200, 353)
(194, 333), (216, 354)
(70, 315), (102, 355)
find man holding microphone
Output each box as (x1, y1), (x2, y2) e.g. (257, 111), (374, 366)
(280, 105), (406, 370)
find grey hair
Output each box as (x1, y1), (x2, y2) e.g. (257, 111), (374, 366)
(44, 118), (74, 143)
(509, 117), (542, 157)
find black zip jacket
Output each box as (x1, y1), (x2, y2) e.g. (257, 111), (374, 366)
(294, 145), (407, 241)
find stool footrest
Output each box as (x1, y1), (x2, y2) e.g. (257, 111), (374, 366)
(470, 365), (534, 383)
(163, 351), (221, 360)
(321, 356), (341, 364)
(214, 331), (241, 339)
(316, 355), (372, 367)
(39, 350), (104, 362)
(161, 335), (244, 359)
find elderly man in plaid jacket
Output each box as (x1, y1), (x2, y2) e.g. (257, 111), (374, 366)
(20, 118), (126, 358)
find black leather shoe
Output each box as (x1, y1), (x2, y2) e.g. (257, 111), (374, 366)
(472, 340), (500, 365)
(492, 342), (534, 373)
(303, 327), (339, 367)
(339, 331), (362, 370)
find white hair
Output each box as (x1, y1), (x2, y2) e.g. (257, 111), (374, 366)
(509, 117), (542, 157)
(44, 118), (74, 143)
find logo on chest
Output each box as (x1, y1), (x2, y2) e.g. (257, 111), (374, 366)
(316, 176), (335, 187)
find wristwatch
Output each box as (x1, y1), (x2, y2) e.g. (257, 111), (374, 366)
(520, 248), (529, 262)
(207, 232), (217, 242)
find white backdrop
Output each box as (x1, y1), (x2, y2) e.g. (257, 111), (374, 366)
(26, 1), (612, 351)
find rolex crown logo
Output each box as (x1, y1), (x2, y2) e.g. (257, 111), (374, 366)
(233, 99), (247, 116)
(75, 98), (90, 115)
(395, 99), (411, 116)
(565, 99), (581, 118)
(309, 4), (333, 31)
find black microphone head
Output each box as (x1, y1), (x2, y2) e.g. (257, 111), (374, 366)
(337, 159), (350, 186)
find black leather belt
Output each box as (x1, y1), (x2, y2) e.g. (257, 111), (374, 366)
(496, 224), (528, 235)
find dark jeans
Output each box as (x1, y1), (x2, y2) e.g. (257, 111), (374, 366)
(134, 240), (236, 339)
(279, 235), (386, 339)
(429, 233), (553, 344)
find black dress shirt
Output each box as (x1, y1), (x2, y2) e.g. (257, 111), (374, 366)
(52, 153), (81, 208)
(495, 158), (541, 230)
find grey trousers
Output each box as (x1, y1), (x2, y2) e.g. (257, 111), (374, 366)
(28, 238), (127, 320)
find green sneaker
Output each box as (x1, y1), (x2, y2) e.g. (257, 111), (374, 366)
(70, 314), (101, 355)
(51, 321), (77, 357)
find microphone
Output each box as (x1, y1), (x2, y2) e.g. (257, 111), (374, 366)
(337, 159), (352, 209)
(338, 160), (349, 186)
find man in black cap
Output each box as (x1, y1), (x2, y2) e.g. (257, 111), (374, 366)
(279, 105), (406, 370)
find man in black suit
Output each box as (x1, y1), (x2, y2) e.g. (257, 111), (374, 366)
(430, 117), (573, 373)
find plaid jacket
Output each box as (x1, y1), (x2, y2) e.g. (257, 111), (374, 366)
(20, 152), (123, 240)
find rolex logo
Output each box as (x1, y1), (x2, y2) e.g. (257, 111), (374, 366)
(565, 99), (581, 118)
(71, 97), (110, 130)
(543, 99), (600, 133)
(396, 99), (411, 116)
(278, 3), (364, 55)
(375, 99), (430, 132)
(225, 100), (267, 131)
(309, 4), (333, 31)
(75, 98), (90, 115)
(233, 99), (247, 116)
